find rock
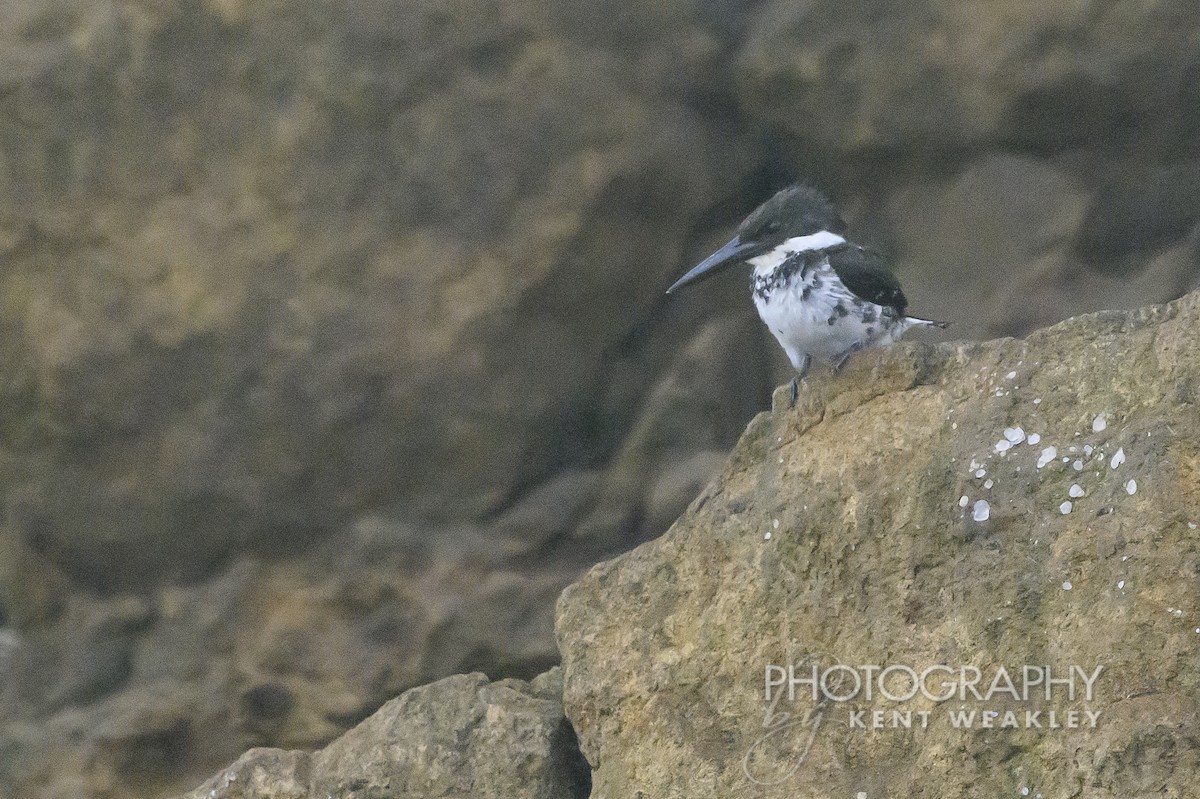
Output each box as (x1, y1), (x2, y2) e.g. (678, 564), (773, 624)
(569, 315), (769, 556)
(0, 0), (765, 597)
(558, 290), (1200, 797)
(1075, 162), (1200, 270)
(0, 0), (767, 786)
(4, 0), (1200, 796)
(178, 669), (589, 799)
(0, 520), (582, 798)
(0, 310), (765, 798)
(875, 154), (1090, 339)
(736, 0), (1200, 157)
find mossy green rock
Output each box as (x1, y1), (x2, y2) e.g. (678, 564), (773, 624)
(558, 291), (1200, 798)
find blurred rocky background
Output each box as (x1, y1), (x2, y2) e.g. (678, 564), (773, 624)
(0, 0), (1197, 796)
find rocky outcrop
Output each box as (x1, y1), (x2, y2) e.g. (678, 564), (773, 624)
(0, 2), (762, 794)
(558, 291), (1200, 797)
(3, 0), (1200, 797)
(0, 315), (758, 799)
(179, 669), (588, 799)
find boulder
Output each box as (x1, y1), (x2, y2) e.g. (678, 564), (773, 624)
(558, 290), (1200, 797)
(179, 669), (588, 799)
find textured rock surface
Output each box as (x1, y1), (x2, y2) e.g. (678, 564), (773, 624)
(0, 314), (759, 798)
(558, 291), (1200, 797)
(0, 0), (759, 587)
(738, 0), (1200, 155)
(0, 1), (761, 794)
(0, 522), (583, 797)
(2, 0), (1200, 797)
(179, 669), (589, 799)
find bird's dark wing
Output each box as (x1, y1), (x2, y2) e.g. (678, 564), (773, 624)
(825, 244), (907, 314)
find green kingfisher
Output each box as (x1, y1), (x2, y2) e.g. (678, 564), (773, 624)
(668, 184), (946, 396)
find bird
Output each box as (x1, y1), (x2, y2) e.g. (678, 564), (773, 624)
(667, 184), (946, 402)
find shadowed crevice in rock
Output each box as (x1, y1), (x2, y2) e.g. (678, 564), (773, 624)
(553, 715), (594, 799)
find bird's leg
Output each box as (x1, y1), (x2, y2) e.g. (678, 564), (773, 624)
(789, 353), (812, 408)
(833, 341), (864, 373)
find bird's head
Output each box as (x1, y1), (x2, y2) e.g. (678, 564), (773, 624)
(667, 184), (846, 293)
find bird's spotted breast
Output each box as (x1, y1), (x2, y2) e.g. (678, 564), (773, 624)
(751, 251), (905, 369)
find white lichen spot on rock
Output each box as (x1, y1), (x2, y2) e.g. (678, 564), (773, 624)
(773, 518), (780, 529)
(973, 500), (990, 522)
(1125, 479), (1137, 495)
(764, 531), (771, 541)
(1060, 501), (1072, 514)
(959, 495), (969, 508)
(1062, 581), (1073, 590)
(1006, 371), (1017, 380)
(1069, 484), (1085, 498)
(1033, 398), (1042, 405)
(1092, 414), (1107, 432)
(1027, 433), (1041, 446)
(1110, 448), (1125, 469)
(1117, 580), (1125, 589)
(1004, 427), (1025, 443)
(1073, 460), (1083, 471)
(995, 439), (1012, 453)
(1084, 444), (1094, 456)
(1037, 446), (1057, 468)
(975, 468), (986, 478)
(984, 479), (994, 489)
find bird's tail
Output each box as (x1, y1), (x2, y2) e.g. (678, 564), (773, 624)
(906, 316), (950, 330)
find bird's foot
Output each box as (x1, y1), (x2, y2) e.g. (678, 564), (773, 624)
(833, 342), (865, 373)
(788, 354), (812, 409)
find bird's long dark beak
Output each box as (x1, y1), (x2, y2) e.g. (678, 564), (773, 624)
(666, 236), (759, 294)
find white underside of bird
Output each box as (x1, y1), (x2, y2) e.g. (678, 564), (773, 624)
(748, 233), (937, 374)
